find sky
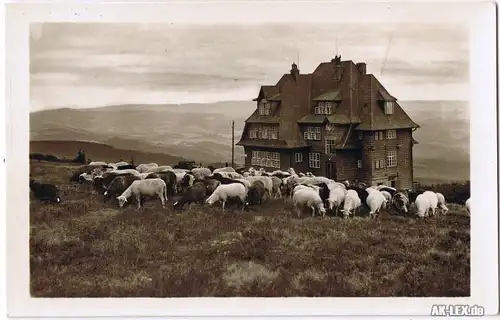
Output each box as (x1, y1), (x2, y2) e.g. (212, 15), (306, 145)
(30, 22), (469, 112)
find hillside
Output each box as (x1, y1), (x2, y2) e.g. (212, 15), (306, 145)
(30, 161), (470, 297)
(30, 100), (470, 183)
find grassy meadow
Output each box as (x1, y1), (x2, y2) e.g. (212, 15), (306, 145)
(30, 160), (470, 297)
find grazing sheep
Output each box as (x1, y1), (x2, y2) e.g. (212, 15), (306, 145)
(270, 170), (290, 179)
(217, 171), (244, 179)
(246, 180), (266, 206)
(346, 185), (368, 207)
(213, 167), (236, 174)
(422, 191), (439, 217)
(293, 184), (321, 195)
(151, 171), (177, 197)
(366, 190), (387, 219)
(211, 173), (247, 188)
(116, 178), (167, 209)
(103, 175), (141, 202)
(173, 182), (207, 211)
(78, 173), (94, 183)
(465, 198), (471, 215)
(114, 161), (130, 167)
(408, 189), (425, 203)
(205, 183), (248, 212)
(203, 178), (221, 196)
(29, 179), (61, 203)
(341, 189), (362, 219)
(392, 191), (410, 214)
(327, 186), (346, 216)
(293, 189), (326, 218)
(108, 169), (141, 177)
(180, 173), (195, 192)
(270, 176), (283, 199)
(312, 182), (330, 204)
(244, 176), (273, 198)
(380, 191), (392, 208)
(234, 178), (252, 189)
(436, 192), (449, 215)
(415, 194), (431, 218)
(190, 167), (212, 180)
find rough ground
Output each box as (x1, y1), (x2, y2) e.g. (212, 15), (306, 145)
(30, 161), (470, 297)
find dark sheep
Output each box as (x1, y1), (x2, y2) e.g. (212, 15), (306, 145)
(211, 173), (246, 187)
(103, 175), (141, 202)
(29, 179), (61, 203)
(347, 185), (369, 206)
(151, 171), (177, 197)
(117, 164), (136, 170)
(408, 189), (425, 203)
(246, 180), (266, 206)
(203, 178), (221, 196)
(313, 182), (330, 203)
(392, 191), (410, 214)
(180, 173), (195, 192)
(93, 177), (107, 195)
(173, 182), (207, 211)
(93, 172), (133, 194)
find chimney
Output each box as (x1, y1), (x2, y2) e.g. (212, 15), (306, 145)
(290, 62), (299, 79)
(356, 62), (366, 74)
(331, 54), (342, 65)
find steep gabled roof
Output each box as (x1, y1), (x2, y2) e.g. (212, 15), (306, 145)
(252, 85), (280, 101)
(356, 74), (420, 131)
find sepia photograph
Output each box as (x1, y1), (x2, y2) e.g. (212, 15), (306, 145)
(5, 1), (498, 317)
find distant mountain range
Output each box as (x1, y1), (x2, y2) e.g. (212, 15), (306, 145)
(30, 100), (470, 183)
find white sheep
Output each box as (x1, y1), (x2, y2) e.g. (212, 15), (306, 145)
(380, 190), (392, 209)
(235, 178), (252, 189)
(114, 161), (130, 167)
(327, 186), (346, 216)
(293, 184), (320, 196)
(190, 167), (212, 180)
(415, 194), (431, 218)
(205, 183), (248, 212)
(116, 178), (167, 209)
(109, 169), (141, 177)
(293, 188), (326, 218)
(465, 198), (471, 215)
(270, 176), (283, 199)
(422, 191), (439, 217)
(138, 172), (152, 180)
(436, 192), (449, 215)
(341, 189), (362, 219)
(366, 190), (387, 219)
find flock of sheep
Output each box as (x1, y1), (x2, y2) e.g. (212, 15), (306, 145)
(30, 160), (472, 218)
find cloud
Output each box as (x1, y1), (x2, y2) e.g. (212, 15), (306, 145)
(30, 23), (469, 111)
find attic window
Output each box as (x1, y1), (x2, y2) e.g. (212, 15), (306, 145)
(315, 101), (334, 115)
(384, 101), (394, 115)
(259, 102), (271, 115)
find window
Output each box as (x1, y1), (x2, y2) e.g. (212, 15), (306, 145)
(251, 150), (280, 168)
(325, 139), (336, 154)
(314, 101), (334, 115)
(358, 132), (364, 140)
(250, 129), (258, 139)
(384, 101), (394, 115)
(259, 102), (271, 115)
(387, 150), (397, 167)
(295, 153), (303, 163)
(374, 160), (380, 169)
(304, 127), (321, 140)
(270, 126), (278, 140)
(309, 152), (321, 169)
(255, 125), (279, 140)
(379, 159), (385, 168)
(357, 160), (362, 168)
(374, 131), (384, 140)
(386, 129), (396, 140)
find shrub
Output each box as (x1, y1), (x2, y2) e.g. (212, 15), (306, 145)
(419, 180), (470, 204)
